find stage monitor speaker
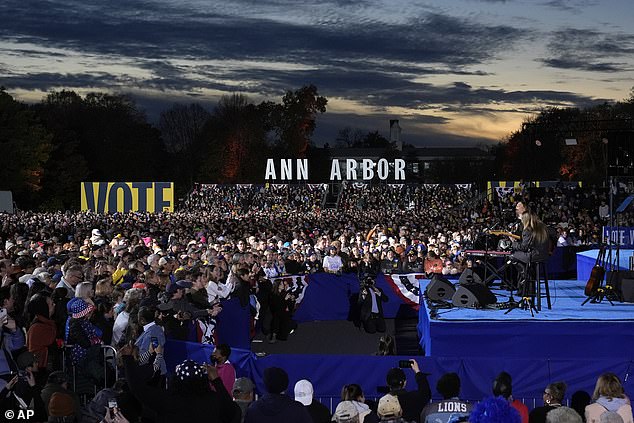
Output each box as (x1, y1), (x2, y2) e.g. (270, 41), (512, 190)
(621, 278), (634, 302)
(426, 275), (456, 302)
(452, 284), (497, 308)
(607, 270), (634, 302)
(459, 269), (483, 285)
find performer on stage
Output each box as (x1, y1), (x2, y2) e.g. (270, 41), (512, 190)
(509, 212), (550, 277)
(512, 200), (530, 235)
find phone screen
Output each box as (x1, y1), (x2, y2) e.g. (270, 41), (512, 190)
(151, 337), (159, 348)
(398, 360), (412, 368)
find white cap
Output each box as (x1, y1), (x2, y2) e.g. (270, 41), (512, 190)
(294, 379), (314, 406)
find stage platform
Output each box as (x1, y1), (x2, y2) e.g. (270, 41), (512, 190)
(165, 277), (634, 405)
(576, 248), (633, 281)
(418, 279), (634, 360)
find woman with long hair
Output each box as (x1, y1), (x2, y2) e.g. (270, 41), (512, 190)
(511, 212), (550, 265)
(585, 373), (633, 423)
(26, 291), (56, 371)
(340, 383), (379, 423)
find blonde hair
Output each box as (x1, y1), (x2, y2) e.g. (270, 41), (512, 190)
(95, 279), (113, 297)
(521, 212), (548, 244)
(75, 281), (93, 299)
(592, 372), (625, 401)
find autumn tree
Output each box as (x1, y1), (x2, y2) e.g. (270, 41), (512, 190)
(272, 85), (327, 158)
(0, 88), (52, 208)
(196, 94), (271, 183)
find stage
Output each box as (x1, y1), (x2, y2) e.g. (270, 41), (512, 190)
(164, 276), (634, 405)
(418, 279), (634, 359)
(576, 248), (633, 281)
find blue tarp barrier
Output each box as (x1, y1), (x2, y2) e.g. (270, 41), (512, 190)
(163, 339), (634, 405)
(215, 297), (251, 349)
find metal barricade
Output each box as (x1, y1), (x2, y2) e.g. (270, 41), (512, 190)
(62, 344), (119, 397)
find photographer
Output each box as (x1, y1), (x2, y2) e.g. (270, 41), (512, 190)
(386, 360), (431, 423)
(358, 277), (388, 334)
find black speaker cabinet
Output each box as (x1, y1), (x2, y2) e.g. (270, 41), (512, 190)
(621, 278), (634, 302)
(459, 268), (483, 285)
(426, 275), (456, 302)
(606, 270), (634, 302)
(452, 284), (497, 308)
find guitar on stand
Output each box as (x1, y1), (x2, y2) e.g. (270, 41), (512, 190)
(582, 245), (618, 305)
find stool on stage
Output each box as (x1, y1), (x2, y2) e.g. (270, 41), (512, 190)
(506, 256), (552, 316)
(528, 260), (551, 311)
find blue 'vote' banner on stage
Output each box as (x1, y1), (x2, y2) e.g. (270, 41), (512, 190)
(602, 226), (634, 246)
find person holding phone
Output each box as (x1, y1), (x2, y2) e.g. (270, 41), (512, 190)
(385, 359), (431, 423)
(134, 307), (166, 376)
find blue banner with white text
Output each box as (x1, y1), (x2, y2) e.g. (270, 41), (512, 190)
(602, 226), (634, 247)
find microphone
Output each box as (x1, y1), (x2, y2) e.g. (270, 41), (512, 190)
(484, 220), (500, 232)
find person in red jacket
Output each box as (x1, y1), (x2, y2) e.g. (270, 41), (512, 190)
(26, 291), (57, 370)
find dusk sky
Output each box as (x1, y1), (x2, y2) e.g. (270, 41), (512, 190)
(2, 0), (633, 147)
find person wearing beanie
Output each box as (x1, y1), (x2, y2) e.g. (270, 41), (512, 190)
(294, 379), (331, 423)
(47, 392), (76, 422)
(244, 367), (311, 423)
(41, 371), (81, 421)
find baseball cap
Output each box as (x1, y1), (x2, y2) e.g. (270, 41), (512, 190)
(294, 379), (314, 406)
(377, 394), (402, 418)
(166, 279), (192, 294)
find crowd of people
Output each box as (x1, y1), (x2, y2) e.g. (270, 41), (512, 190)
(0, 182), (631, 422)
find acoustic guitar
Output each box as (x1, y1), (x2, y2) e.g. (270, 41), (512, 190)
(585, 246), (606, 296)
(488, 230), (521, 240)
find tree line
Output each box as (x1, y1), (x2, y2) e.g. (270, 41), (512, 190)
(1, 85), (633, 210)
(0, 86), (327, 210)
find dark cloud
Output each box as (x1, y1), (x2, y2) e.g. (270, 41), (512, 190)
(0, 1), (526, 72)
(541, 28), (634, 72)
(1, 72), (128, 90)
(541, 58), (628, 73)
